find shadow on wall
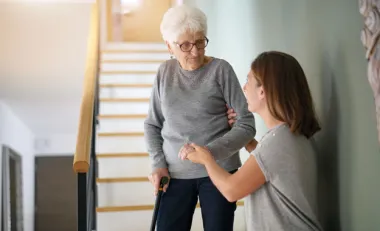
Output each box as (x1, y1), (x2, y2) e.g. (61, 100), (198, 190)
(313, 45), (353, 231)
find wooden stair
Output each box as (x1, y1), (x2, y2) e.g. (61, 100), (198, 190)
(99, 98), (150, 102)
(96, 201), (245, 213)
(100, 83), (153, 88)
(98, 114), (147, 119)
(100, 70), (157, 75)
(97, 177), (149, 183)
(96, 152), (149, 158)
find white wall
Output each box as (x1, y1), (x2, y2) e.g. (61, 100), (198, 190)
(0, 2), (92, 135)
(35, 133), (76, 155)
(187, 0), (380, 230)
(0, 102), (35, 231)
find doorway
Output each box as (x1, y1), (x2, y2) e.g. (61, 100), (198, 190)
(34, 156), (77, 231)
(1, 146), (23, 231)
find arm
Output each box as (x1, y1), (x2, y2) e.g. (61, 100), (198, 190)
(227, 107), (258, 153)
(206, 63), (256, 160)
(144, 69), (167, 170)
(187, 144), (265, 202)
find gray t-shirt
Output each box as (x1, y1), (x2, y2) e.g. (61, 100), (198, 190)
(246, 124), (323, 231)
(144, 58), (256, 179)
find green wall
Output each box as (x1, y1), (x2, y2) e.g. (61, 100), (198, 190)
(185, 0), (380, 230)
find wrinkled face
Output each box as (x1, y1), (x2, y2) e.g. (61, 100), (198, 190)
(243, 70), (265, 113)
(166, 31), (208, 71)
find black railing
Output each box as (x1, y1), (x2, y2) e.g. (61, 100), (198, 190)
(77, 77), (99, 231)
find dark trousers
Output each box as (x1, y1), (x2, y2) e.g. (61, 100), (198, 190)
(156, 173), (237, 231)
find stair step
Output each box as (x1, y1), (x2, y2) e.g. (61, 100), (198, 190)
(103, 42), (167, 51)
(102, 49), (168, 54)
(97, 177), (149, 183)
(101, 70), (157, 75)
(97, 206), (246, 231)
(102, 60), (165, 63)
(98, 132), (144, 137)
(97, 155), (150, 177)
(97, 153), (149, 158)
(100, 101), (149, 115)
(98, 114), (147, 119)
(100, 83), (153, 88)
(99, 98), (150, 102)
(97, 201), (244, 212)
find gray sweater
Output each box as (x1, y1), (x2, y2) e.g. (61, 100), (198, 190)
(144, 58), (256, 179)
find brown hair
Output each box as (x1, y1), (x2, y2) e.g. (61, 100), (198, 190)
(251, 51), (321, 138)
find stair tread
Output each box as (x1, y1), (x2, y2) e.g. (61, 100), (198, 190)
(98, 132), (144, 137)
(98, 114), (147, 119)
(101, 70), (157, 74)
(102, 60), (166, 63)
(102, 50), (168, 54)
(100, 98), (150, 102)
(97, 177), (149, 183)
(97, 153), (149, 158)
(100, 83), (152, 88)
(97, 201), (244, 212)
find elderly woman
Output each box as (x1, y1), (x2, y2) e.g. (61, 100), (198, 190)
(144, 4), (256, 231)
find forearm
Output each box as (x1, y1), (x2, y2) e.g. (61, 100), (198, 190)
(204, 159), (237, 202)
(144, 123), (167, 170)
(206, 120), (255, 161)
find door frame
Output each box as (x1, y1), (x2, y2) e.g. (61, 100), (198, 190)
(1, 145), (23, 231)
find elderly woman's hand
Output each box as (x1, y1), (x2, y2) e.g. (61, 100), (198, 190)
(148, 168), (170, 196)
(179, 143), (195, 160)
(185, 143), (214, 165)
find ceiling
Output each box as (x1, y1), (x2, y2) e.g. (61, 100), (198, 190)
(0, 2), (92, 135)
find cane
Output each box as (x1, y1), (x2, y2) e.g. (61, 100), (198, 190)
(150, 176), (169, 231)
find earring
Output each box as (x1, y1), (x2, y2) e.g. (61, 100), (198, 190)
(170, 55), (174, 59)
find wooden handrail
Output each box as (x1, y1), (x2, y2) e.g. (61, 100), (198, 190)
(73, 2), (100, 173)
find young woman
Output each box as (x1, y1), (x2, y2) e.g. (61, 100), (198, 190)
(181, 51), (324, 231)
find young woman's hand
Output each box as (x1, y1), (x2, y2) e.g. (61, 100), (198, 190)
(226, 105), (237, 127)
(186, 143), (214, 165)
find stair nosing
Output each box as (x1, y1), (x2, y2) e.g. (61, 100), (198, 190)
(102, 50), (168, 54)
(98, 114), (147, 119)
(97, 177), (149, 183)
(101, 60), (166, 63)
(100, 70), (157, 75)
(96, 201), (244, 212)
(99, 83), (152, 88)
(99, 98), (150, 102)
(98, 132), (144, 137)
(96, 153), (149, 158)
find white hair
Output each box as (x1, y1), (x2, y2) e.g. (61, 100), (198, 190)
(160, 5), (207, 43)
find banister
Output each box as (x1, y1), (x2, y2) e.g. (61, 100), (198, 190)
(73, 2), (100, 173)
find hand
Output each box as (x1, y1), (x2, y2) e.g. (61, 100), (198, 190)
(148, 168), (170, 196)
(245, 139), (258, 153)
(226, 105), (237, 127)
(179, 143), (195, 160)
(186, 143), (214, 165)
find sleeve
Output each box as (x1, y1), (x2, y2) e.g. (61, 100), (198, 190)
(205, 62), (256, 161)
(252, 140), (290, 182)
(144, 67), (167, 170)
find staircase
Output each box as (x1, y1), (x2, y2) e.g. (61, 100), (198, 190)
(95, 42), (247, 231)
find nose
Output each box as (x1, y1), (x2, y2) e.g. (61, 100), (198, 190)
(243, 83), (247, 93)
(190, 45), (200, 56)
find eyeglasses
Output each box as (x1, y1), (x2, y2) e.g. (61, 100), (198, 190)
(175, 37), (209, 52)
